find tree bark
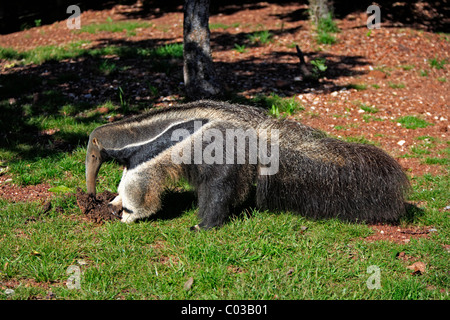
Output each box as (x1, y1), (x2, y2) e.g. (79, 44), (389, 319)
(183, 0), (221, 100)
(308, 0), (332, 25)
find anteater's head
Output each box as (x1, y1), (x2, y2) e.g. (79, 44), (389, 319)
(85, 130), (105, 197)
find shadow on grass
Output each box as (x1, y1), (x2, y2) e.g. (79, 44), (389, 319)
(0, 26), (368, 165)
(403, 203), (426, 224)
(144, 190), (197, 223)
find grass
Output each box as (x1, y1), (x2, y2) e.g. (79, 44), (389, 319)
(209, 23), (240, 30)
(250, 93), (303, 118)
(78, 18), (152, 36)
(0, 41), (89, 65)
(362, 115), (383, 123)
(359, 104), (378, 114)
(316, 32), (337, 45)
(0, 32), (449, 300)
(310, 58), (328, 77)
(234, 44), (247, 53)
(347, 83), (367, 91)
(399, 64), (415, 71)
(343, 136), (378, 146)
(1, 171), (448, 299)
(247, 30), (273, 45)
(388, 82), (406, 89)
(396, 116), (433, 129)
(0, 42), (183, 74)
(314, 13), (339, 45)
(429, 56), (447, 70)
(98, 59), (117, 76)
(0, 91), (448, 299)
(423, 157), (449, 165)
(420, 69), (429, 77)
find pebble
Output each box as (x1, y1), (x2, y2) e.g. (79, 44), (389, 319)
(4, 289), (14, 295)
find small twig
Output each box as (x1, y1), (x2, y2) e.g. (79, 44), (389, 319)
(295, 45), (312, 78)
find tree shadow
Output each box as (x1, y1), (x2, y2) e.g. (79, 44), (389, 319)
(2, 0), (448, 35)
(333, 0), (449, 33)
(215, 49), (368, 98)
(0, 36), (184, 162)
(1, 20), (368, 164)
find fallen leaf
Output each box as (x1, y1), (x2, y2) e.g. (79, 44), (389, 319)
(406, 261), (426, 275)
(183, 277), (194, 291)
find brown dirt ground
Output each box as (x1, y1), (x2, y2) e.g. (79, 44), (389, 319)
(75, 187), (121, 223)
(0, 2), (448, 238)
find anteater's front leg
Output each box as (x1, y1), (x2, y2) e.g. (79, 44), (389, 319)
(119, 166), (165, 223)
(108, 168), (126, 217)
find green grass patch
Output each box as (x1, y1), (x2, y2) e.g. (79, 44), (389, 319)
(316, 13), (340, 33)
(0, 42), (183, 75)
(359, 104), (378, 114)
(247, 30), (273, 45)
(423, 157), (449, 165)
(314, 13), (339, 45)
(362, 115), (383, 123)
(347, 83), (367, 91)
(251, 93), (303, 118)
(419, 69), (429, 77)
(310, 58), (328, 77)
(78, 18), (152, 36)
(98, 59), (117, 76)
(234, 44), (247, 53)
(399, 64), (415, 71)
(429, 56), (447, 69)
(1, 173), (448, 299)
(0, 116), (449, 300)
(388, 82), (406, 89)
(209, 23), (239, 30)
(396, 116), (433, 129)
(316, 31), (337, 45)
(0, 48), (448, 300)
(0, 41), (89, 65)
(342, 135), (378, 146)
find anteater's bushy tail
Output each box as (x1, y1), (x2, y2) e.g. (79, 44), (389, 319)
(257, 136), (410, 223)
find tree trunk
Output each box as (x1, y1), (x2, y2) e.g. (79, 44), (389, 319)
(183, 0), (221, 100)
(308, 0), (332, 25)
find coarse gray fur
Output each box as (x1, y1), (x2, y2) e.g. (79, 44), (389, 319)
(85, 100), (410, 229)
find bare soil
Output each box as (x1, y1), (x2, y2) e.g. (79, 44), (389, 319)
(75, 187), (122, 224)
(364, 224), (434, 244)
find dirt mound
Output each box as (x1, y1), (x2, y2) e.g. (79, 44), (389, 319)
(75, 188), (122, 224)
